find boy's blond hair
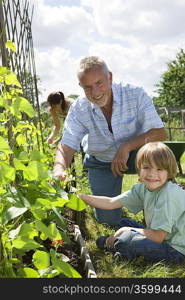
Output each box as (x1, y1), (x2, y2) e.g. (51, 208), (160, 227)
(136, 142), (177, 182)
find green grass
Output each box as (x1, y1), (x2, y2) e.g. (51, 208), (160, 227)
(74, 153), (185, 278)
(181, 152), (185, 171)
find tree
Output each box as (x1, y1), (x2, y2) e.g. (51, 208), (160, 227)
(153, 49), (185, 107)
(68, 94), (79, 100)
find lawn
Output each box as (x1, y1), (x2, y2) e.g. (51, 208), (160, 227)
(74, 152), (185, 278)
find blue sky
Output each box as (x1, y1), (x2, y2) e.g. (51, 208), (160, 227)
(31, 0), (185, 103)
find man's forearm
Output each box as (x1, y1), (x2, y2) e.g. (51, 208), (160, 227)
(53, 144), (76, 178)
(123, 128), (167, 152)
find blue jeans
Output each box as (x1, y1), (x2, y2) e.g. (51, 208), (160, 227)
(83, 153), (137, 226)
(114, 218), (185, 264)
(84, 155), (122, 226)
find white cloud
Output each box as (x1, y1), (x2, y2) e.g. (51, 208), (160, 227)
(31, 0), (185, 102)
(81, 39), (182, 96)
(32, 0), (94, 50)
(35, 47), (82, 101)
(31, 0), (95, 100)
(81, 0), (185, 43)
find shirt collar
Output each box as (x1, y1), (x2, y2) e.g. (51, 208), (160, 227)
(112, 83), (120, 104)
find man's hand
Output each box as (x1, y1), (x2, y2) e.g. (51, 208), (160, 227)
(53, 169), (68, 182)
(53, 144), (76, 181)
(111, 143), (130, 176)
(111, 128), (167, 177)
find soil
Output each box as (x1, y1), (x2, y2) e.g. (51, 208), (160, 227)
(21, 208), (86, 278)
(58, 208), (86, 277)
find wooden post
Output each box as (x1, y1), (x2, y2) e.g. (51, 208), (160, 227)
(0, 2), (8, 66)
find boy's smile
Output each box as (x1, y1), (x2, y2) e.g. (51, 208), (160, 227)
(140, 161), (168, 191)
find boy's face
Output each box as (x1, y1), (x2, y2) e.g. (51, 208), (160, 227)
(139, 161), (168, 191)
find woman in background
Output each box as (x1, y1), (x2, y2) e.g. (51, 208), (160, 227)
(46, 91), (73, 144)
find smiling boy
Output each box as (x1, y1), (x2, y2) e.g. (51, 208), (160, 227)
(79, 142), (185, 264)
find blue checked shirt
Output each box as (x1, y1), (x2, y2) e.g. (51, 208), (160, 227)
(62, 82), (164, 162)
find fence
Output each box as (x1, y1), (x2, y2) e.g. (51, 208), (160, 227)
(156, 106), (185, 141)
(156, 106), (185, 174)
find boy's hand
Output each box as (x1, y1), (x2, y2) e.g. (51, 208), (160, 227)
(106, 227), (131, 248)
(106, 235), (116, 248)
(78, 193), (86, 200)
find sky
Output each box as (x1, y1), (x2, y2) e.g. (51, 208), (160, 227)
(30, 0), (185, 103)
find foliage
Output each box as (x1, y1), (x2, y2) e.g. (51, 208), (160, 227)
(67, 94), (79, 99)
(154, 49), (185, 107)
(0, 41), (86, 278)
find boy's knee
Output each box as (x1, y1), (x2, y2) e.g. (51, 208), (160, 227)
(114, 230), (144, 255)
(115, 230), (136, 245)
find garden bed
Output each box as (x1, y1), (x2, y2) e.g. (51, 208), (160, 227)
(20, 209), (96, 278)
(74, 224), (97, 278)
(65, 209), (97, 278)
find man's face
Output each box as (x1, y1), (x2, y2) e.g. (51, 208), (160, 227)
(79, 67), (112, 108)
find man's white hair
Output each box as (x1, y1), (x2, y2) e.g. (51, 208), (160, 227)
(77, 56), (110, 79)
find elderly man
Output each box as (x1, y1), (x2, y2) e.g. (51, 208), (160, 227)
(53, 56), (167, 226)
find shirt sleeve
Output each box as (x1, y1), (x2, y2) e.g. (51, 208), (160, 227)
(137, 88), (164, 133)
(115, 183), (144, 214)
(62, 102), (87, 151)
(150, 185), (184, 233)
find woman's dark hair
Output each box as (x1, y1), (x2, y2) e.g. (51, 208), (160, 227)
(47, 91), (66, 110)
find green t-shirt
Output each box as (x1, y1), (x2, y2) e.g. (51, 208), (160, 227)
(115, 181), (185, 255)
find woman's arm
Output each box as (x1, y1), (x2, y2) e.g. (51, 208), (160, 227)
(47, 109), (61, 144)
(79, 194), (123, 209)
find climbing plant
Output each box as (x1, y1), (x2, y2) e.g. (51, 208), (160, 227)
(0, 42), (86, 278)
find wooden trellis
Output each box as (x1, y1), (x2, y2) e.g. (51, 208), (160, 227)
(0, 0), (44, 151)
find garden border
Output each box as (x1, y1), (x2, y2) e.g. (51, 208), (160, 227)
(73, 225), (97, 278)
